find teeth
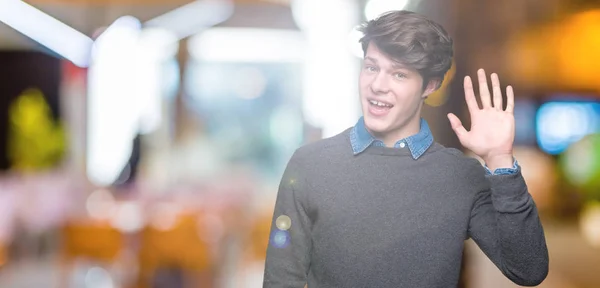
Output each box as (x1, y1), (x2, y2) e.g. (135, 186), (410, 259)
(369, 100), (392, 107)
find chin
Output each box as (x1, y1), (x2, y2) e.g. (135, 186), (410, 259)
(363, 115), (390, 135)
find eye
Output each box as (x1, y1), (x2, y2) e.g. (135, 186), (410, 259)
(394, 72), (407, 79)
(364, 65), (378, 73)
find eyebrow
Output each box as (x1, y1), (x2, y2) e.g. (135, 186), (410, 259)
(364, 56), (409, 70)
(364, 57), (377, 63)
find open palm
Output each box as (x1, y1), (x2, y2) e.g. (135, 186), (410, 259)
(447, 69), (515, 160)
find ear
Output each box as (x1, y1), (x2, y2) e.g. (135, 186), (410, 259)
(422, 79), (441, 99)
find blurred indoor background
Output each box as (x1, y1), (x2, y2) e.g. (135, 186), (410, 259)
(0, 0), (599, 287)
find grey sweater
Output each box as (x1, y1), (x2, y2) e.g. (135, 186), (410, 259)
(263, 128), (549, 288)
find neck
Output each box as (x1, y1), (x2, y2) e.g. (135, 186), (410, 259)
(367, 113), (422, 147)
(384, 116), (422, 147)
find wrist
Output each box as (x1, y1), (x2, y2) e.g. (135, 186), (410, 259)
(483, 154), (514, 171)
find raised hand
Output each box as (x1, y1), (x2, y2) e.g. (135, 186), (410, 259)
(447, 69), (515, 169)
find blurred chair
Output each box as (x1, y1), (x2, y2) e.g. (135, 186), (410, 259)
(231, 210), (272, 287)
(0, 241), (6, 268)
(60, 220), (125, 287)
(137, 212), (215, 288)
(247, 212), (271, 262)
(61, 221), (123, 261)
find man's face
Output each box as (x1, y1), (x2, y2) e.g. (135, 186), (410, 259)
(359, 43), (436, 140)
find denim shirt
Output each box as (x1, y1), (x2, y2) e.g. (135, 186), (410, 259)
(349, 116), (519, 175)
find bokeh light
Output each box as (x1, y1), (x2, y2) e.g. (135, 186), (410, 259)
(275, 215), (291, 231)
(86, 189), (117, 221)
(271, 230), (290, 249)
(579, 201), (600, 248)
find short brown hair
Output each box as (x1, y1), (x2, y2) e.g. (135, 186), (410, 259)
(358, 10), (453, 90)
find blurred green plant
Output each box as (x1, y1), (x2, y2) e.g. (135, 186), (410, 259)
(560, 133), (600, 201)
(7, 88), (67, 171)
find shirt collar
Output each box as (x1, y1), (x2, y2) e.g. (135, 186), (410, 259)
(349, 116), (434, 159)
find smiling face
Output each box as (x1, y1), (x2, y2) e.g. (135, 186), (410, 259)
(359, 43), (438, 144)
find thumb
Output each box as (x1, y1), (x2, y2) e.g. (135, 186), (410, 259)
(447, 113), (468, 140)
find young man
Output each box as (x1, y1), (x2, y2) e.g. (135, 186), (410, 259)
(263, 10), (549, 288)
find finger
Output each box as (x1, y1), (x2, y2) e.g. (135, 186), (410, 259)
(506, 85), (515, 113)
(447, 113), (469, 141)
(463, 76), (479, 113)
(491, 73), (503, 110)
(477, 69), (492, 108)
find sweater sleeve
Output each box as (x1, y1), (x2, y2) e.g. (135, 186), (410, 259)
(467, 164), (549, 286)
(263, 152), (312, 288)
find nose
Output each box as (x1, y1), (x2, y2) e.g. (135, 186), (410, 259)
(370, 73), (390, 95)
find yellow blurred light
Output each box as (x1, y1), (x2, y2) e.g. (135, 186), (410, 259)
(556, 10), (600, 91)
(506, 9), (600, 92)
(505, 26), (557, 88)
(425, 61), (455, 107)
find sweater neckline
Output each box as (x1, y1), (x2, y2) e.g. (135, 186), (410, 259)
(358, 141), (442, 157)
(344, 129), (439, 157)
(362, 145), (418, 157)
